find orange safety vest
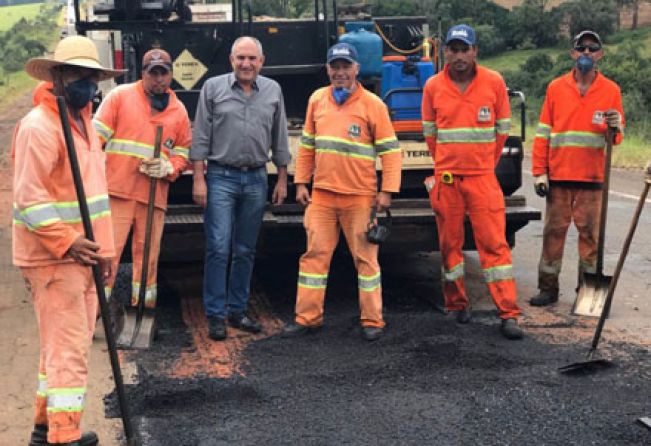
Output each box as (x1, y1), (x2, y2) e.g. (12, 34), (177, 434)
(421, 64), (511, 175)
(93, 81), (192, 210)
(294, 83), (402, 195)
(12, 82), (115, 267)
(532, 70), (624, 183)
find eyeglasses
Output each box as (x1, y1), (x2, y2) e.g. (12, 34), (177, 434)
(574, 44), (601, 53)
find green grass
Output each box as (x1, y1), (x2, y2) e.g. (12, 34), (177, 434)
(0, 3), (44, 32)
(480, 47), (563, 73)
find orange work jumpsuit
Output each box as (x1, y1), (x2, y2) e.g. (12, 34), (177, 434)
(532, 70), (624, 293)
(293, 83), (402, 328)
(93, 81), (191, 308)
(421, 64), (520, 319)
(12, 82), (115, 444)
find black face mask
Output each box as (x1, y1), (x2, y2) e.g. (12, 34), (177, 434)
(150, 92), (170, 111)
(64, 77), (98, 109)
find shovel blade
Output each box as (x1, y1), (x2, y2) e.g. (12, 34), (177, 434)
(116, 307), (138, 349)
(131, 308), (157, 350)
(572, 273), (612, 317)
(558, 358), (614, 374)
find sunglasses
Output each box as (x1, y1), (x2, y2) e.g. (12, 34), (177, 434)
(574, 44), (601, 53)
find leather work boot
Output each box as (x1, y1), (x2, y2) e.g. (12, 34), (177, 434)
(281, 322), (319, 338)
(500, 318), (524, 340)
(207, 316), (227, 341)
(228, 314), (262, 333)
(29, 424), (99, 446)
(361, 326), (384, 341)
(529, 290), (559, 307)
(455, 307), (472, 324)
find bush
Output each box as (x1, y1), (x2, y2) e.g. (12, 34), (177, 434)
(474, 24), (507, 57)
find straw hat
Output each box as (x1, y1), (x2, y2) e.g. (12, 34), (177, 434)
(25, 35), (125, 82)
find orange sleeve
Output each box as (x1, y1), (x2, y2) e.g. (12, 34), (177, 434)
(13, 124), (81, 258)
(421, 79), (437, 162)
(494, 76), (511, 166)
(93, 88), (119, 144)
(371, 99), (402, 193)
(294, 95), (317, 184)
(532, 87), (552, 177)
(166, 110), (192, 181)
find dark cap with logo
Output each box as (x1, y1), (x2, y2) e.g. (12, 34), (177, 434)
(142, 49), (172, 73)
(445, 24), (476, 46)
(326, 43), (359, 64)
(572, 30), (602, 47)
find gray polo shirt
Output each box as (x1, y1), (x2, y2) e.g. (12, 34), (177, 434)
(190, 73), (290, 168)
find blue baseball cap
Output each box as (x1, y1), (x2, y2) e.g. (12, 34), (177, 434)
(445, 24), (476, 46)
(326, 42), (358, 64)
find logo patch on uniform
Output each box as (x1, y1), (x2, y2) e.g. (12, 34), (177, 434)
(592, 111), (605, 125)
(348, 124), (361, 138)
(164, 138), (174, 150)
(477, 106), (491, 122)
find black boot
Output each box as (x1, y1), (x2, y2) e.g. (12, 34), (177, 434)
(29, 424), (98, 446)
(207, 316), (227, 341)
(500, 318), (524, 340)
(455, 306), (472, 324)
(529, 290), (559, 306)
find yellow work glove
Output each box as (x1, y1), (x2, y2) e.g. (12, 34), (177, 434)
(139, 157), (173, 179)
(534, 174), (549, 197)
(604, 109), (623, 132)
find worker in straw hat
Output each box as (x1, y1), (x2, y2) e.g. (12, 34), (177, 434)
(12, 35), (124, 446)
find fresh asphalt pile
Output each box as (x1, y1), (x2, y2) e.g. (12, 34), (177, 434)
(106, 255), (651, 446)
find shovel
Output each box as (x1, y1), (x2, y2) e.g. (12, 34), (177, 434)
(560, 169), (650, 374)
(572, 128), (615, 317)
(117, 125), (163, 349)
(57, 97), (137, 444)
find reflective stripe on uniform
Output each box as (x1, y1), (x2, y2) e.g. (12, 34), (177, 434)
(172, 146), (190, 160)
(132, 282), (157, 305)
(436, 127), (496, 143)
(37, 373), (47, 398)
(300, 131), (315, 149)
(442, 262), (464, 282)
(93, 119), (113, 141)
(422, 120), (436, 137)
(550, 131), (604, 149)
(539, 259), (562, 275)
(483, 264), (514, 283)
(358, 272), (381, 292)
(104, 139), (171, 160)
(495, 118), (511, 135)
(535, 123), (551, 140)
(297, 271), (328, 289)
(315, 136), (375, 161)
(104, 286), (112, 301)
(374, 137), (400, 155)
(579, 258), (597, 274)
(46, 387), (85, 413)
(13, 194), (111, 230)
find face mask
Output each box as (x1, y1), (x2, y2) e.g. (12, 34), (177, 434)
(576, 55), (594, 74)
(64, 77), (98, 109)
(150, 92), (170, 111)
(332, 87), (351, 105)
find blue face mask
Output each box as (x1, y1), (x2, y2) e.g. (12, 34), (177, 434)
(332, 87), (351, 105)
(150, 92), (170, 111)
(64, 77), (98, 109)
(576, 55), (594, 74)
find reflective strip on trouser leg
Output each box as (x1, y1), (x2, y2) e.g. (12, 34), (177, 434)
(295, 200), (339, 327)
(430, 181), (468, 311)
(21, 263), (97, 444)
(34, 372), (48, 425)
(337, 193), (384, 328)
(463, 174), (520, 319)
(131, 203), (166, 309)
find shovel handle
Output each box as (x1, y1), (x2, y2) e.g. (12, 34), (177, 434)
(595, 128), (614, 275)
(56, 97), (137, 444)
(591, 180), (650, 350)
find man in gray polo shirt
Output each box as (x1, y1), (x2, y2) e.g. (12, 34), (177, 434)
(191, 36), (290, 341)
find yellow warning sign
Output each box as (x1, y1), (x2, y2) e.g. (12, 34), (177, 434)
(173, 49), (208, 91)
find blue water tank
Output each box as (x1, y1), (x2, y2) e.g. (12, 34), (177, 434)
(339, 27), (383, 79)
(381, 57), (435, 121)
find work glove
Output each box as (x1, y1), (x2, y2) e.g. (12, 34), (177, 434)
(139, 157), (173, 179)
(534, 174), (549, 197)
(604, 109), (623, 132)
(424, 175), (436, 193)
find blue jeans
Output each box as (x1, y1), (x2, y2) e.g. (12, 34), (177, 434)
(203, 164), (267, 319)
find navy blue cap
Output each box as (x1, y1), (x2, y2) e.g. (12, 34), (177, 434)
(327, 43), (358, 64)
(445, 24), (476, 46)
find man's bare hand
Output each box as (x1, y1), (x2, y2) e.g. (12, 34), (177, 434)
(272, 178), (287, 205)
(192, 176), (208, 208)
(67, 236), (102, 266)
(296, 184), (311, 206)
(376, 191), (392, 212)
(99, 258), (112, 286)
